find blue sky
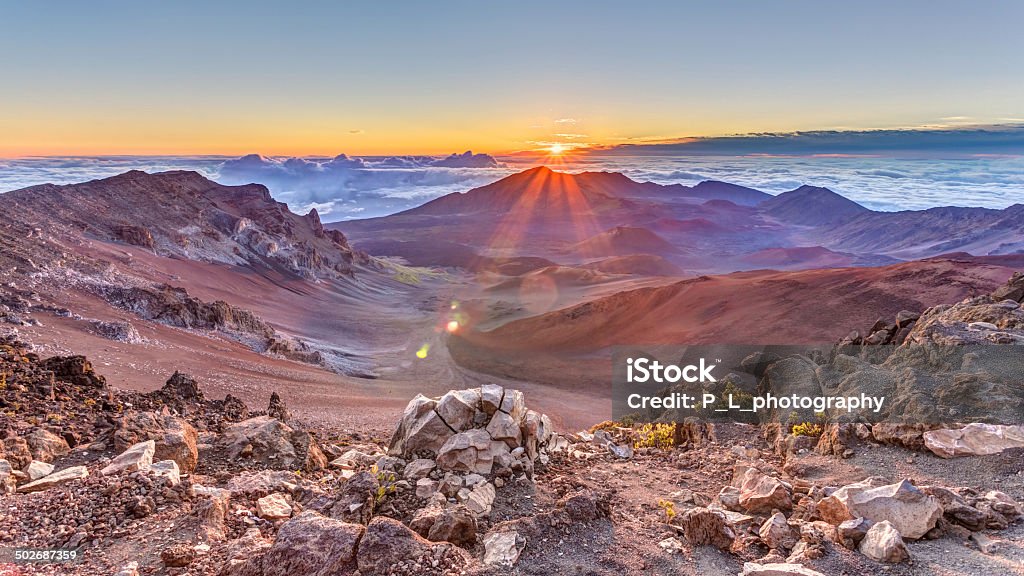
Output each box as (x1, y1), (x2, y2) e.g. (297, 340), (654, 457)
(2, 1), (1023, 155)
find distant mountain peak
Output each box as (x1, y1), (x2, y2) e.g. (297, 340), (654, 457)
(760, 184), (869, 226)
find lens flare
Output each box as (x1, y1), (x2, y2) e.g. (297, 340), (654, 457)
(446, 320), (460, 333)
(416, 344), (430, 359)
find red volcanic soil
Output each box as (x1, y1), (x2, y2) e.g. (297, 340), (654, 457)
(581, 254), (686, 276)
(650, 217), (729, 235)
(462, 257), (1023, 353)
(571, 226), (677, 258)
(740, 246), (855, 268)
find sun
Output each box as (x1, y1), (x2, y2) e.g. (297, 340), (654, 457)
(548, 143), (566, 155)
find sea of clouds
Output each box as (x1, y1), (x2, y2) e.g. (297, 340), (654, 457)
(2, 151), (1023, 219)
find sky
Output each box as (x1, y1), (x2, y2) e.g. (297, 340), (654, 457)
(2, 1), (1023, 156)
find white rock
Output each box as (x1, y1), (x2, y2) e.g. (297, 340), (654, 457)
(859, 520), (910, 563)
(256, 492), (293, 520)
(150, 460), (181, 486)
(436, 388), (482, 432)
(480, 383), (504, 414)
(486, 411), (522, 444)
(18, 465), (89, 493)
(102, 440), (155, 476)
(24, 460), (54, 481)
(819, 479), (940, 539)
(403, 458), (436, 481)
(459, 481), (496, 517)
(923, 423), (1024, 458)
(416, 477), (439, 499)
(483, 530), (526, 567)
(741, 562), (825, 576)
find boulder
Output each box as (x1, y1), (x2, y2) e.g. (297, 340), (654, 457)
(859, 520), (910, 563)
(102, 440), (155, 476)
(18, 465), (88, 493)
(719, 485), (742, 511)
(923, 423), (1024, 458)
(836, 517), (872, 549)
(115, 411), (199, 472)
(759, 512), (798, 550)
(24, 460), (54, 481)
(436, 388), (482, 432)
(486, 411), (521, 444)
(410, 499), (446, 537)
(483, 530), (526, 567)
(992, 271), (1024, 302)
(357, 516), (466, 575)
(480, 383), (503, 414)
(819, 479), (941, 539)
(498, 389), (526, 421)
(427, 504), (478, 547)
(738, 469), (792, 514)
(161, 543), (195, 568)
(149, 460), (181, 486)
(257, 492), (293, 521)
(437, 429), (494, 474)
(458, 481), (496, 517)
(267, 391), (290, 422)
(403, 458), (435, 481)
(679, 507), (736, 550)
(2, 437), (32, 469)
(0, 459), (16, 494)
(389, 396), (454, 456)
(24, 428), (70, 463)
(221, 416), (327, 471)
(741, 563), (825, 576)
(324, 471), (378, 525)
(192, 486), (231, 541)
(223, 511), (364, 576)
(416, 478), (439, 499)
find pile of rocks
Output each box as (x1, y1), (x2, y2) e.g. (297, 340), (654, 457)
(667, 460), (1024, 569)
(841, 271), (1024, 347)
(389, 385), (559, 478)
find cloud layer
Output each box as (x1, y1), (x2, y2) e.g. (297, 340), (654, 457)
(2, 146), (1022, 219)
(594, 125), (1024, 157)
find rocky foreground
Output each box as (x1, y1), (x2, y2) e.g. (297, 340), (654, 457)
(2, 274), (1024, 575)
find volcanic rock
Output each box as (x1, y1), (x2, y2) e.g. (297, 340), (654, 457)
(679, 507), (736, 550)
(818, 479), (940, 539)
(483, 530), (526, 567)
(923, 423), (1024, 458)
(18, 465), (88, 493)
(24, 460), (54, 481)
(224, 511), (364, 576)
(220, 415), (327, 471)
(738, 468), (793, 514)
(426, 504), (478, 546)
(24, 428), (70, 463)
(759, 512), (799, 550)
(741, 563), (826, 576)
(101, 439), (155, 475)
(859, 520), (910, 563)
(257, 492), (294, 520)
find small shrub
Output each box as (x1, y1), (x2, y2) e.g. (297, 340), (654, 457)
(657, 499), (676, 522)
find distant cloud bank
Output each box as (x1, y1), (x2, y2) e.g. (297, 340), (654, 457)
(1, 152), (512, 220)
(2, 129), (1023, 218)
(594, 125), (1024, 157)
